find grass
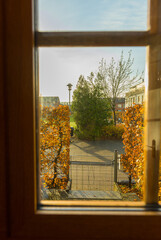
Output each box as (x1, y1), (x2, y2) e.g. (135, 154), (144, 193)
(70, 115), (77, 128)
(70, 122), (77, 128)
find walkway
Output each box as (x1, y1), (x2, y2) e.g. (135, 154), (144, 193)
(69, 139), (129, 192)
(68, 190), (122, 200)
(70, 138), (124, 158)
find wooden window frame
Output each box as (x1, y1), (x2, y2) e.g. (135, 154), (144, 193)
(0, 0), (161, 240)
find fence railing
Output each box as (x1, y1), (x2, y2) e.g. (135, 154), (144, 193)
(69, 155), (114, 191)
(69, 152), (129, 191)
(113, 151), (129, 183)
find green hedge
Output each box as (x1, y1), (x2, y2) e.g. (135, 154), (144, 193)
(101, 125), (124, 139)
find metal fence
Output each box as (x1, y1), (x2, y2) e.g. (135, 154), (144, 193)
(69, 152), (129, 191)
(69, 155), (114, 191)
(116, 154), (129, 183)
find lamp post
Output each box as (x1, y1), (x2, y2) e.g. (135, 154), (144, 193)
(67, 83), (73, 107)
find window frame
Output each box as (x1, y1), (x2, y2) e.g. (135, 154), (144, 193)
(1, 0), (161, 239)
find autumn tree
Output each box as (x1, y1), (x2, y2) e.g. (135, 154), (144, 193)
(121, 104), (144, 192)
(40, 105), (71, 190)
(72, 73), (111, 139)
(98, 51), (143, 125)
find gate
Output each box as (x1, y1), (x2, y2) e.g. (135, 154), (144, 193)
(69, 155), (114, 191)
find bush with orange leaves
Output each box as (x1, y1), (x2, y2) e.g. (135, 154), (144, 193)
(40, 105), (71, 190)
(121, 104), (144, 193)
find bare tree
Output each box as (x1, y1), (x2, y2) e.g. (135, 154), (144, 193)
(98, 51), (144, 125)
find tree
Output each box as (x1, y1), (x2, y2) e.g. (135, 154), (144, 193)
(98, 51), (143, 125)
(72, 73), (111, 139)
(40, 105), (71, 190)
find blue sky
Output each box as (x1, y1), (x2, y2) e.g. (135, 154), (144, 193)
(39, 0), (147, 31)
(38, 0), (147, 102)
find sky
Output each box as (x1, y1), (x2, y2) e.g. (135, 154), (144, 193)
(38, 0), (147, 102)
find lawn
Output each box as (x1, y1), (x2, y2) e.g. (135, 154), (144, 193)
(70, 115), (77, 128)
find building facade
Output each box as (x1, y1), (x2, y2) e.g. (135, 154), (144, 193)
(115, 98), (125, 112)
(115, 98), (125, 123)
(40, 96), (60, 108)
(125, 82), (145, 108)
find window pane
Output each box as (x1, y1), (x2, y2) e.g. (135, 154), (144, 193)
(38, 0), (147, 31)
(38, 47), (146, 202)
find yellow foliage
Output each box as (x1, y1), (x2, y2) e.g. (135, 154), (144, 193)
(121, 104), (144, 194)
(40, 105), (71, 189)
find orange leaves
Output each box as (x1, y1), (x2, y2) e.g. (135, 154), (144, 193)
(40, 105), (70, 190)
(121, 104), (144, 194)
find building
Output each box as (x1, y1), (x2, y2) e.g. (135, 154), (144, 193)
(125, 81), (145, 108)
(114, 98), (125, 123)
(40, 96), (60, 108)
(60, 101), (70, 106)
(115, 98), (125, 112)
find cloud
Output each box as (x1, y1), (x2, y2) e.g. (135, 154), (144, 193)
(99, 0), (147, 30)
(39, 0), (147, 31)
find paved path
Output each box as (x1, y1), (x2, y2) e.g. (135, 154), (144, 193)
(68, 190), (122, 200)
(69, 139), (128, 191)
(70, 138), (124, 158)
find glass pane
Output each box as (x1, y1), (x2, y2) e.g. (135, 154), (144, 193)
(38, 0), (147, 31)
(38, 47), (146, 202)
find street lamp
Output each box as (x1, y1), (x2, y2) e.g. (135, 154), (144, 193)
(67, 83), (73, 107)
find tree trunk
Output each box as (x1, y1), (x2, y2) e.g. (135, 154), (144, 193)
(113, 109), (117, 126)
(52, 128), (63, 188)
(111, 98), (116, 126)
(128, 175), (132, 189)
(53, 164), (58, 187)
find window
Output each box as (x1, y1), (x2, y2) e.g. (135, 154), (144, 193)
(39, 46), (145, 202)
(37, 0), (160, 226)
(1, 0), (161, 240)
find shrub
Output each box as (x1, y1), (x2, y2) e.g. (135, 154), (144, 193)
(74, 127), (95, 140)
(40, 105), (71, 190)
(72, 74), (111, 140)
(120, 104), (144, 193)
(101, 124), (124, 139)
